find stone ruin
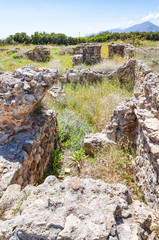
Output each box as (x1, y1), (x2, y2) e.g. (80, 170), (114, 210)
(0, 65), (58, 193)
(59, 46), (73, 55)
(59, 59), (139, 87)
(59, 68), (106, 85)
(84, 59), (159, 209)
(17, 46), (50, 61)
(0, 176), (157, 239)
(0, 48), (159, 238)
(108, 43), (136, 59)
(72, 43), (102, 65)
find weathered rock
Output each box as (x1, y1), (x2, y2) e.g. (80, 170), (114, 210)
(73, 43), (102, 65)
(72, 54), (83, 65)
(60, 68), (107, 85)
(0, 65), (57, 130)
(59, 47), (73, 55)
(106, 98), (138, 142)
(7, 47), (20, 54)
(0, 176), (157, 239)
(49, 86), (66, 104)
(0, 65), (59, 192)
(108, 43), (136, 59)
(18, 46), (50, 61)
(106, 62), (159, 209)
(84, 133), (115, 155)
(108, 59), (136, 86)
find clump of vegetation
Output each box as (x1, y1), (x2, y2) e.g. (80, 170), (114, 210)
(39, 148), (63, 183)
(58, 109), (94, 150)
(91, 58), (125, 73)
(0, 207), (5, 221)
(69, 149), (88, 173)
(35, 102), (45, 114)
(87, 140), (145, 201)
(50, 149), (63, 176)
(64, 78), (132, 131)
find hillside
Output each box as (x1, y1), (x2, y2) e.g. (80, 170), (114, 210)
(109, 21), (159, 33)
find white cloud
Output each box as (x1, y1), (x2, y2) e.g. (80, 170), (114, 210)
(141, 12), (159, 21)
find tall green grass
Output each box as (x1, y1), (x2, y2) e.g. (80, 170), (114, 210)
(63, 78), (132, 131)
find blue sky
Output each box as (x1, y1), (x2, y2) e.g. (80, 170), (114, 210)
(0, 0), (159, 39)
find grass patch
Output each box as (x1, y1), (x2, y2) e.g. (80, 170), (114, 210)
(58, 109), (94, 150)
(63, 78), (132, 132)
(85, 141), (145, 202)
(0, 44), (72, 73)
(39, 149), (63, 183)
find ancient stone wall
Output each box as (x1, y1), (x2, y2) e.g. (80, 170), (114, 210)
(83, 59), (159, 209)
(0, 65), (58, 193)
(18, 46), (50, 61)
(73, 43), (102, 65)
(108, 59), (136, 86)
(60, 68), (106, 85)
(106, 62), (159, 209)
(108, 43), (135, 59)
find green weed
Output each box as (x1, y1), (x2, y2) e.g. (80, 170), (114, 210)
(12, 191), (30, 215)
(40, 149), (63, 183)
(57, 109), (94, 150)
(69, 149), (88, 172)
(35, 102), (45, 114)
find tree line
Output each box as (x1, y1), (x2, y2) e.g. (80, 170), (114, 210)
(1, 31), (159, 46)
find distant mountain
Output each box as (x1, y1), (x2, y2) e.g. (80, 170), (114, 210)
(108, 21), (159, 33)
(108, 28), (123, 33)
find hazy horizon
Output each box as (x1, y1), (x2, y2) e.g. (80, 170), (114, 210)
(1, 0), (159, 39)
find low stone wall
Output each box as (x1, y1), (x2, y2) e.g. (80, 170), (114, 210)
(0, 65), (59, 193)
(17, 46), (50, 61)
(73, 43), (102, 65)
(59, 47), (73, 55)
(60, 68), (106, 85)
(106, 63), (159, 209)
(108, 59), (136, 86)
(108, 43), (135, 59)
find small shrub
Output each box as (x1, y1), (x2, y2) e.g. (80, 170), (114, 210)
(58, 109), (94, 150)
(69, 149), (88, 172)
(40, 149), (62, 182)
(35, 102), (45, 114)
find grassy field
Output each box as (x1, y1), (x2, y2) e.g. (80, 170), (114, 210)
(0, 44), (73, 73)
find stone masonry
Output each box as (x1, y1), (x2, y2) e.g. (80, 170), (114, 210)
(108, 43), (135, 59)
(106, 62), (159, 209)
(60, 68), (106, 85)
(18, 46), (50, 61)
(72, 43), (102, 65)
(84, 59), (159, 209)
(0, 65), (58, 193)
